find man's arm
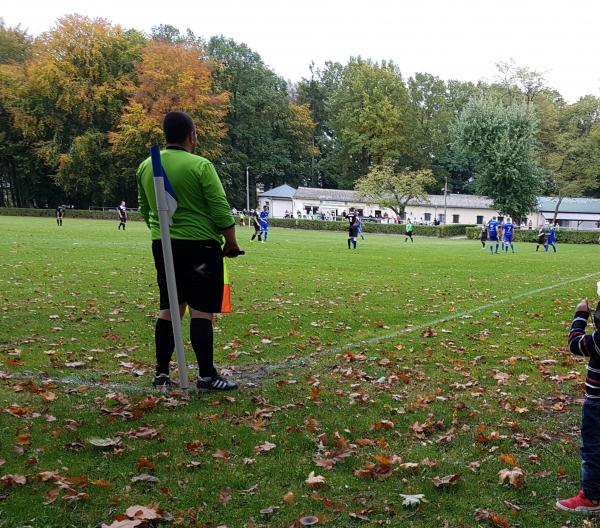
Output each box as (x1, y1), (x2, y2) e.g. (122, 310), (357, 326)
(568, 299), (600, 358)
(136, 165), (151, 228)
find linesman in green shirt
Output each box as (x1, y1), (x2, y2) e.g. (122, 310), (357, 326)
(137, 111), (241, 391)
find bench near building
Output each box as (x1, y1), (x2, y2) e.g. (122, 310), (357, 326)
(257, 184), (600, 228)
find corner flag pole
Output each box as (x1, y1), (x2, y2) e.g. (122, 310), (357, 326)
(149, 145), (189, 390)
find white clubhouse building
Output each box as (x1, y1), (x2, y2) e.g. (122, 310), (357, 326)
(258, 185), (600, 229)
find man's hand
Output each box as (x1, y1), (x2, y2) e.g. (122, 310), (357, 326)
(221, 225), (241, 258)
(576, 298), (590, 313)
(223, 242), (242, 258)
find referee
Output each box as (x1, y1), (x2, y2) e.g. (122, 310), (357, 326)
(136, 111), (241, 391)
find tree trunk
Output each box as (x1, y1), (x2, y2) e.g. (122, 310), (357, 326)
(552, 193), (563, 224)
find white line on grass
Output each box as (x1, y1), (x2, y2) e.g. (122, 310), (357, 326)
(331, 271), (600, 353)
(7, 271), (599, 393)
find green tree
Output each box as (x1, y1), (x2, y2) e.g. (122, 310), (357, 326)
(297, 61), (344, 187)
(450, 97), (542, 219)
(326, 58), (414, 187)
(0, 20), (57, 207)
(354, 160), (435, 216)
(56, 130), (115, 206)
(207, 36), (314, 206)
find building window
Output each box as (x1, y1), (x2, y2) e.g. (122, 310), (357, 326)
(424, 213), (431, 222)
(476, 215), (484, 225)
(452, 214), (460, 224)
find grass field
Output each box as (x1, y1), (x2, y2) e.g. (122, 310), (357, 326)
(1, 216), (599, 528)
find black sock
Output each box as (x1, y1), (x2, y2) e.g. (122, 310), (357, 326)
(251, 233), (256, 240)
(190, 318), (217, 378)
(258, 234), (262, 241)
(348, 238), (351, 248)
(353, 240), (357, 249)
(155, 318), (174, 375)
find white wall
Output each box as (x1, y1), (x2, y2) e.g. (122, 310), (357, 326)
(258, 197), (293, 217)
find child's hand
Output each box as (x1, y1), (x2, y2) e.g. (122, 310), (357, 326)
(576, 299), (590, 313)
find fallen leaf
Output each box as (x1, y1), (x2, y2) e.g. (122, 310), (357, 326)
(400, 493), (425, 507)
(498, 467), (525, 489)
(254, 441), (276, 454)
(305, 471), (326, 487)
(88, 437), (121, 448)
(431, 473), (463, 488)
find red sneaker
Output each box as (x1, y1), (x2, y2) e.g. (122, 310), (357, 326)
(556, 490), (600, 513)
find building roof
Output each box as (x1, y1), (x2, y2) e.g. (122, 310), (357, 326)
(538, 196), (600, 214)
(294, 187), (361, 202)
(294, 187), (495, 209)
(259, 184), (296, 199)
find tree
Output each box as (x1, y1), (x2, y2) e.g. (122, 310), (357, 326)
(407, 72), (452, 177)
(111, 39), (230, 205)
(55, 130), (115, 206)
(207, 36), (314, 206)
(297, 61), (344, 187)
(354, 160), (435, 216)
(0, 20), (56, 207)
(450, 97), (542, 220)
(326, 58), (414, 187)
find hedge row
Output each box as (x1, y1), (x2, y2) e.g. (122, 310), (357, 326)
(0, 207), (144, 222)
(269, 217), (474, 237)
(466, 226), (600, 244)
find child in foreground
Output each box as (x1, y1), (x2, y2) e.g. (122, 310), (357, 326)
(557, 298), (600, 513)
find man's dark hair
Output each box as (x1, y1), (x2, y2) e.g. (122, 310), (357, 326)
(163, 112), (195, 144)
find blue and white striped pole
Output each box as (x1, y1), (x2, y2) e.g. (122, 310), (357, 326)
(150, 145), (189, 390)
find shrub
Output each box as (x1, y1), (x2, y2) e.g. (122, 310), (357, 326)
(0, 207), (144, 222)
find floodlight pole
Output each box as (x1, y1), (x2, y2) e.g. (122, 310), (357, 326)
(149, 145), (189, 390)
(443, 177), (448, 225)
(246, 166), (250, 212)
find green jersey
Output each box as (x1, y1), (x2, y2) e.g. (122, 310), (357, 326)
(136, 148), (235, 242)
(406, 222), (413, 231)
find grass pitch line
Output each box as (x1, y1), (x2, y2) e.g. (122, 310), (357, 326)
(334, 271), (600, 353)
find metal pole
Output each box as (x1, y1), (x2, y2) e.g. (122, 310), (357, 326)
(443, 177), (448, 225)
(149, 146), (189, 390)
(246, 166), (250, 212)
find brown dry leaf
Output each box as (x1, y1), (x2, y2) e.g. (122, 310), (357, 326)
(254, 441), (276, 454)
(283, 491), (295, 504)
(474, 508), (509, 528)
(499, 453), (517, 467)
(213, 449), (231, 460)
(15, 434), (32, 445)
(43, 487), (60, 505)
(431, 473), (463, 488)
(122, 426), (159, 440)
(498, 467), (525, 489)
(305, 471), (326, 487)
(468, 461), (481, 472)
(91, 479), (113, 487)
(101, 520), (144, 528)
(218, 487), (232, 506)
(125, 504), (163, 520)
(131, 473), (159, 483)
(136, 457), (155, 471)
(421, 327), (437, 337)
(0, 474), (26, 486)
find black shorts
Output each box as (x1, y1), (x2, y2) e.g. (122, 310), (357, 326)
(152, 239), (224, 313)
(349, 226), (359, 237)
(406, 230), (413, 237)
(538, 235), (546, 244)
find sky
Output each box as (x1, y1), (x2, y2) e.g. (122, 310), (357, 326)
(3, 0), (599, 102)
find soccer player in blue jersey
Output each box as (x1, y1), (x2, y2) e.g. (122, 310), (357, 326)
(259, 205), (269, 242)
(487, 216), (500, 254)
(502, 217), (515, 253)
(545, 222), (557, 252)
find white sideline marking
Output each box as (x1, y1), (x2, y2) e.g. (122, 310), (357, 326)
(5, 272), (599, 393)
(332, 271), (600, 353)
